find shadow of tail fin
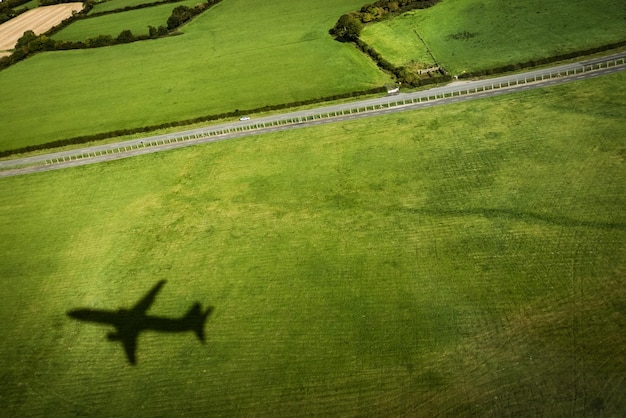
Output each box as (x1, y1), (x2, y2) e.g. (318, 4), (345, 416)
(185, 303), (213, 343)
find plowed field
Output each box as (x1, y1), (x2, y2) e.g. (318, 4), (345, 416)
(0, 3), (83, 51)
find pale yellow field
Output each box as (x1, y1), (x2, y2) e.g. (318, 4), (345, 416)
(0, 3), (83, 51)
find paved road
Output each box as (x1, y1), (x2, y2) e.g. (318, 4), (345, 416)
(1, 51), (625, 178)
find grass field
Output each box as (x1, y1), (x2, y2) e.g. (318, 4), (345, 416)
(1, 72), (624, 416)
(52, 0), (200, 40)
(0, 0), (389, 152)
(88, 0), (177, 15)
(361, 0), (626, 74)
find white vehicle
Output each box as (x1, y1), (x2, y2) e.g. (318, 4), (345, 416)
(239, 116), (251, 121)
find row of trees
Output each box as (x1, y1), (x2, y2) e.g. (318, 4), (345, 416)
(167, 4), (206, 30)
(329, 0), (440, 39)
(356, 0), (440, 23)
(88, 0), (192, 18)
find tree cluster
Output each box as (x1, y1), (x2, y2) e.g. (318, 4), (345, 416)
(357, 0), (439, 23)
(0, 0), (32, 24)
(330, 0), (439, 36)
(329, 14), (363, 41)
(167, 5), (199, 30)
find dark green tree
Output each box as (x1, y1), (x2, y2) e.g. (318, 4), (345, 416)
(15, 30), (37, 49)
(330, 14), (362, 41)
(86, 34), (113, 48)
(167, 5), (193, 30)
(157, 25), (168, 36)
(116, 29), (134, 43)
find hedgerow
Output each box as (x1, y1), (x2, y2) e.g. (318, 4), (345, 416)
(0, 0), (221, 71)
(0, 86), (386, 158)
(329, 0), (442, 87)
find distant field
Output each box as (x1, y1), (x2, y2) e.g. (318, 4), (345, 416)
(19, 0), (40, 10)
(361, 16), (436, 68)
(53, 0), (200, 40)
(361, 0), (626, 74)
(89, 0), (174, 14)
(1, 73), (624, 416)
(0, 3), (83, 51)
(0, 0), (389, 152)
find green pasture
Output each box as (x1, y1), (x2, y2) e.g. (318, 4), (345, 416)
(361, 16), (436, 69)
(89, 0), (178, 15)
(0, 0), (389, 152)
(53, 0), (200, 41)
(1, 73), (625, 416)
(361, 0), (626, 74)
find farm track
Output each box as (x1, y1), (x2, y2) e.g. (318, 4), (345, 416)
(0, 3), (83, 51)
(0, 52), (625, 178)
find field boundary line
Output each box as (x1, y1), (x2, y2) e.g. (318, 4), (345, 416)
(0, 53), (624, 178)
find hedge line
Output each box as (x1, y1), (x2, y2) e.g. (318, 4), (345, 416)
(353, 0), (440, 25)
(330, 0), (445, 87)
(353, 37), (448, 87)
(0, 86), (386, 158)
(87, 0), (191, 18)
(458, 40), (626, 79)
(0, 0), (221, 71)
(331, 0), (625, 88)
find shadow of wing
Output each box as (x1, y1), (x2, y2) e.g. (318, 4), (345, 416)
(132, 280), (167, 313)
(67, 309), (118, 324)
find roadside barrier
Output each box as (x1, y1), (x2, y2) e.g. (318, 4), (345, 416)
(0, 55), (622, 172)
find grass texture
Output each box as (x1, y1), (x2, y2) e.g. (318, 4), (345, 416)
(88, 0), (172, 15)
(1, 72), (624, 416)
(53, 0), (201, 40)
(361, 0), (626, 74)
(0, 0), (389, 151)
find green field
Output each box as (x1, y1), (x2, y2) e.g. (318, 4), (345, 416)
(89, 0), (175, 14)
(361, 0), (626, 74)
(0, 0), (389, 152)
(53, 0), (200, 40)
(1, 72), (624, 416)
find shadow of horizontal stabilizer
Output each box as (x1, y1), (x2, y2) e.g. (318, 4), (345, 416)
(67, 281), (213, 365)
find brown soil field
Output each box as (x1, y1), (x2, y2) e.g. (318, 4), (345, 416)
(0, 3), (83, 51)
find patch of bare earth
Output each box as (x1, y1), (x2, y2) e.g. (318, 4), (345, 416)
(0, 3), (83, 51)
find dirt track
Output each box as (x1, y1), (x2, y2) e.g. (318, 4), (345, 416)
(0, 3), (83, 51)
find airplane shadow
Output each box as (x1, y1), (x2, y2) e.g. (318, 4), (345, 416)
(67, 280), (213, 365)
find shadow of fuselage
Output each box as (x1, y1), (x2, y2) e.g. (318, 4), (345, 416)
(67, 281), (213, 365)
